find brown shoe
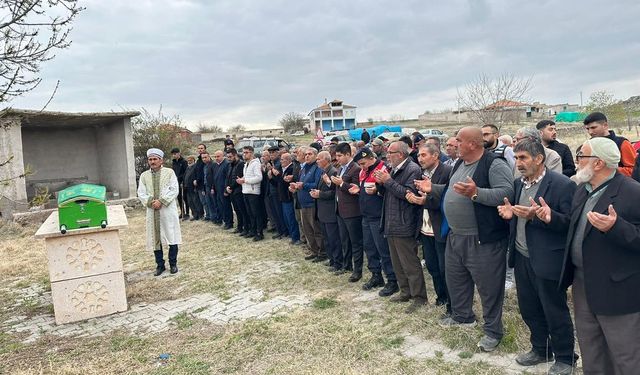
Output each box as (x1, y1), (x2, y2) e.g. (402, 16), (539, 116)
(405, 299), (427, 314)
(389, 294), (411, 303)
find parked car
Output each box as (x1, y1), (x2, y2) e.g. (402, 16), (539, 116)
(419, 129), (448, 142)
(377, 132), (403, 142)
(402, 127), (418, 135)
(322, 134), (349, 145)
(237, 137), (291, 151)
(290, 131), (305, 136)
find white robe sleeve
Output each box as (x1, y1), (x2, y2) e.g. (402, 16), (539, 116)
(137, 173), (153, 207)
(160, 170), (179, 207)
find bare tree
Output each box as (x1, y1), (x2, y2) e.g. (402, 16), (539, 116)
(1, 0), (84, 103)
(279, 112), (306, 133)
(196, 122), (223, 134)
(1, 0), (83, 196)
(131, 107), (192, 178)
(227, 124), (246, 134)
(387, 114), (405, 122)
(457, 73), (533, 127)
(586, 90), (629, 129)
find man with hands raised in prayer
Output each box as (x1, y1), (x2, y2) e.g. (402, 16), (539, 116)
(557, 137), (640, 375)
(414, 126), (514, 352)
(497, 139), (578, 375)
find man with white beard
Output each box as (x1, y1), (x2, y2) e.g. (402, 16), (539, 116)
(548, 137), (640, 374)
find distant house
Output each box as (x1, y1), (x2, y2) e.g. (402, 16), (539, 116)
(199, 127), (285, 143)
(309, 99), (357, 133)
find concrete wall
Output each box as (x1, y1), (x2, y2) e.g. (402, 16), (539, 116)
(22, 126), (100, 198)
(96, 118), (136, 198)
(0, 116), (27, 203)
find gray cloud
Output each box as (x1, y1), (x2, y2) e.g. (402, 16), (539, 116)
(9, 0), (640, 128)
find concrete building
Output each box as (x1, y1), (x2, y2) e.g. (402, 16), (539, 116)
(309, 99), (356, 133)
(0, 109), (139, 216)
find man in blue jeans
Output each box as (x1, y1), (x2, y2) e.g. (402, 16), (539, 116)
(274, 152), (301, 244)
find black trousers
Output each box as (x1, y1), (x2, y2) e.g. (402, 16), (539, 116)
(180, 185), (190, 217)
(175, 185), (185, 216)
(215, 191), (233, 226)
(514, 251), (577, 365)
(337, 215), (363, 273)
(154, 244), (179, 267)
(230, 192), (248, 231)
(185, 189), (203, 219)
(244, 193), (265, 235)
(421, 234), (449, 308)
(320, 221), (342, 269)
(268, 190), (287, 235)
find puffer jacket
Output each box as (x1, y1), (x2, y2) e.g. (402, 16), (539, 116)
(380, 158), (423, 238)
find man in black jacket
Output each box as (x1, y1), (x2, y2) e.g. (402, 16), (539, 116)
(537, 120), (576, 177)
(171, 148), (189, 219)
(310, 151), (341, 269)
(419, 127), (514, 352)
(354, 148), (398, 297)
(194, 143), (208, 220)
(213, 150), (232, 228)
(408, 143), (452, 313)
(183, 155), (203, 220)
(225, 149), (248, 234)
(274, 152), (301, 244)
(498, 139), (577, 375)
(374, 141), (426, 314)
(557, 137), (640, 375)
(361, 128), (370, 144)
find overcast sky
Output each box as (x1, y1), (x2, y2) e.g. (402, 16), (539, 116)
(8, 0), (640, 129)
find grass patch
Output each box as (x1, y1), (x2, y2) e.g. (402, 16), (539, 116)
(458, 350), (473, 359)
(312, 297), (338, 309)
(170, 312), (194, 330)
(110, 335), (149, 352)
(380, 335), (405, 349)
(153, 354), (211, 375)
(0, 332), (23, 355)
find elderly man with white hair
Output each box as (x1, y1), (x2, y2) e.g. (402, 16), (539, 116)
(543, 137), (640, 375)
(137, 148), (183, 276)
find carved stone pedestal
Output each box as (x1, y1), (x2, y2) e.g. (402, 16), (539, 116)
(35, 205), (129, 324)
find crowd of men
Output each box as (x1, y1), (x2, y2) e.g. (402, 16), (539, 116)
(149, 112), (640, 375)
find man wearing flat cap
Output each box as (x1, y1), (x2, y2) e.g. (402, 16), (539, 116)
(138, 148), (183, 276)
(371, 138), (387, 162)
(551, 137), (640, 374)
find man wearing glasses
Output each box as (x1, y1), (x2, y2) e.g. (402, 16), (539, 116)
(481, 124), (515, 169)
(554, 137), (640, 374)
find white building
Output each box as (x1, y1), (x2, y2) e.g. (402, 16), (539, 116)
(308, 99), (356, 133)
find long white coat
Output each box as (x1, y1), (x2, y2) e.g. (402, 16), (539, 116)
(137, 167), (182, 251)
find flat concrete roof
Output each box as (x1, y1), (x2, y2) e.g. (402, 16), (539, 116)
(0, 108), (140, 128)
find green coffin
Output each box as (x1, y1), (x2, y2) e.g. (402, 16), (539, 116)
(57, 184), (108, 233)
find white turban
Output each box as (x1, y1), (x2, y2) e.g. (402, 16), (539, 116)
(147, 148), (164, 158)
(587, 137), (620, 169)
